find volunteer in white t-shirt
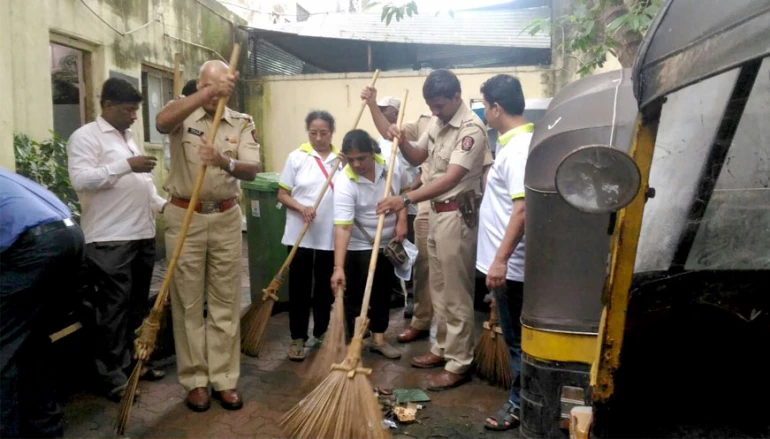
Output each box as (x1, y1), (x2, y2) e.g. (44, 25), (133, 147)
(330, 129), (409, 360)
(278, 110), (341, 362)
(476, 75), (534, 432)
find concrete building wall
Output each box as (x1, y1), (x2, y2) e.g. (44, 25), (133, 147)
(246, 66), (552, 173)
(0, 0), (246, 179)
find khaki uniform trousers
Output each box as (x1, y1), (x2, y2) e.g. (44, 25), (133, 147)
(165, 203), (242, 391)
(427, 209), (477, 374)
(410, 202), (433, 331)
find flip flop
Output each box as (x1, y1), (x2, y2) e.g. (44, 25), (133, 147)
(107, 384), (141, 403)
(139, 367), (166, 381)
(288, 339), (306, 361)
(484, 402), (519, 431)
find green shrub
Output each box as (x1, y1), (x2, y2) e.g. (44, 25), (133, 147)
(14, 133), (81, 220)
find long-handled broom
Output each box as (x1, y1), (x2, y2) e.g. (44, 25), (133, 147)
(153, 52), (184, 357)
(240, 69), (382, 357)
(280, 89), (409, 439)
(474, 295), (512, 390)
(306, 286), (347, 384)
(115, 44), (241, 436)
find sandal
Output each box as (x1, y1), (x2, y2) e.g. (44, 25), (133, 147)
(139, 367), (165, 381)
(107, 383), (141, 403)
(484, 402), (519, 431)
(288, 339), (306, 361)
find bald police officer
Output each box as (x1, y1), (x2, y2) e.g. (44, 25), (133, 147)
(156, 60), (260, 412)
(377, 69), (489, 390)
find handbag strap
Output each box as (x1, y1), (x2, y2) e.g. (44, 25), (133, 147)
(354, 220), (376, 245)
(313, 156), (334, 191)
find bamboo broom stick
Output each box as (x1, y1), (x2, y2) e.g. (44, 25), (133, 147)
(115, 43), (241, 435)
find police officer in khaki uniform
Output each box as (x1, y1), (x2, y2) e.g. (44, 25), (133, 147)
(363, 86), (437, 342)
(156, 60), (260, 412)
(398, 113), (436, 341)
(377, 69), (489, 390)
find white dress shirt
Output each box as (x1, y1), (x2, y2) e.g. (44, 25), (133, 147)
(67, 116), (166, 244)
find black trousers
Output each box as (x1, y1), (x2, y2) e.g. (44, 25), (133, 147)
(0, 223), (84, 438)
(344, 249), (394, 337)
(84, 239), (155, 391)
(288, 247), (334, 341)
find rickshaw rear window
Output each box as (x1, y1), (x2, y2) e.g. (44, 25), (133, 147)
(635, 57), (770, 272)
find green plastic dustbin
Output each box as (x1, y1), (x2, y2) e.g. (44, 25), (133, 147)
(242, 172), (289, 307)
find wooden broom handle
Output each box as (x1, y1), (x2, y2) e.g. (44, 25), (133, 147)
(152, 44), (241, 312)
(358, 89), (409, 324)
(173, 53), (182, 97)
(274, 69), (382, 279)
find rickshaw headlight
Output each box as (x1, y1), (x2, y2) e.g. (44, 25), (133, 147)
(555, 145), (641, 214)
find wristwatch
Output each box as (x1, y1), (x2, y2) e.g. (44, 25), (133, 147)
(402, 194), (412, 208)
(226, 157), (236, 173)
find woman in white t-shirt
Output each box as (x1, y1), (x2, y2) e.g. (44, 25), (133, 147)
(330, 129), (409, 360)
(278, 110), (341, 361)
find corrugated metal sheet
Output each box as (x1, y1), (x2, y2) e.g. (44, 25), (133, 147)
(273, 7), (550, 48)
(249, 38), (326, 76)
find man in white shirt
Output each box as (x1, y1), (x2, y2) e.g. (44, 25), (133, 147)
(67, 78), (168, 401)
(476, 74), (534, 431)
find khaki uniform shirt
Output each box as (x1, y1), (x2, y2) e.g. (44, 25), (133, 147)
(165, 106), (261, 201)
(416, 104), (490, 202)
(403, 112), (434, 213)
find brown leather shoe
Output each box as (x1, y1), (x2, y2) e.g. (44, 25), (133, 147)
(186, 387), (210, 412)
(426, 370), (471, 391)
(213, 389), (243, 411)
(410, 352), (445, 369)
(397, 327), (429, 343)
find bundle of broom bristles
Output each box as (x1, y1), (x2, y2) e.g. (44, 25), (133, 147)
(474, 293), (512, 390)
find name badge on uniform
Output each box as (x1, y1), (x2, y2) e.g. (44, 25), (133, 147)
(187, 127), (204, 137)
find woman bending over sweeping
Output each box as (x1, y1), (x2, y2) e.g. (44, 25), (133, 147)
(278, 111), (342, 361)
(330, 129), (409, 360)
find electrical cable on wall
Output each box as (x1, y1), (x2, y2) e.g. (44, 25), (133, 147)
(78, 0), (161, 36)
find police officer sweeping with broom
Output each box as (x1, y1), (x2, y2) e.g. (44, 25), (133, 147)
(156, 59), (260, 413)
(378, 69), (490, 391)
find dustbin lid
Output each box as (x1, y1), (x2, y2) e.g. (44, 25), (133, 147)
(242, 172), (281, 192)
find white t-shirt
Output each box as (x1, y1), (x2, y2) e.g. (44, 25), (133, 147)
(334, 154), (408, 251)
(476, 124), (534, 282)
(279, 143), (341, 251)
(377, 137), (418, 216)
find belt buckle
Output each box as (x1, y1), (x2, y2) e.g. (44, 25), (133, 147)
(199, 201), (220, 214)
(431, 199), (449, 212)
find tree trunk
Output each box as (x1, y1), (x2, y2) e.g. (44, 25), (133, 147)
(603, 2), (643, 67)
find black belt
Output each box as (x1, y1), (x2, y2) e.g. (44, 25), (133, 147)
(22, 218), (75, 238)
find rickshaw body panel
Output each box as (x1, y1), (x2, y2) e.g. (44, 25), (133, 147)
(519, 69), (639, 439)
(588, 0), (770, 436)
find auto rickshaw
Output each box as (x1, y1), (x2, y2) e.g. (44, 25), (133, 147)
(520, 1), (770, 437)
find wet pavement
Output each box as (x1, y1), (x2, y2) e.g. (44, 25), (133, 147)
(62, 237), (516, 439)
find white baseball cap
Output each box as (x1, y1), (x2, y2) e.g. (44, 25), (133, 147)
(377, 96), (401, 111)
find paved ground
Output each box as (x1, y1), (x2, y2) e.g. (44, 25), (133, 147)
(61, 236), (517, 439)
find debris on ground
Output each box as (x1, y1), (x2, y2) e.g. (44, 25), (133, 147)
(393, 403), (420, 423)
(393, 388), (431, 405)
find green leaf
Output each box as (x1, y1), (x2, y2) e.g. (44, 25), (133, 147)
(367, 1), (380, 11)
(607, 15), (627, 32)
(583, 20), (595, 35)
(385, 10), (394, 25)
(448, 9), (454, 18)
(381, 5), (389, 21)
